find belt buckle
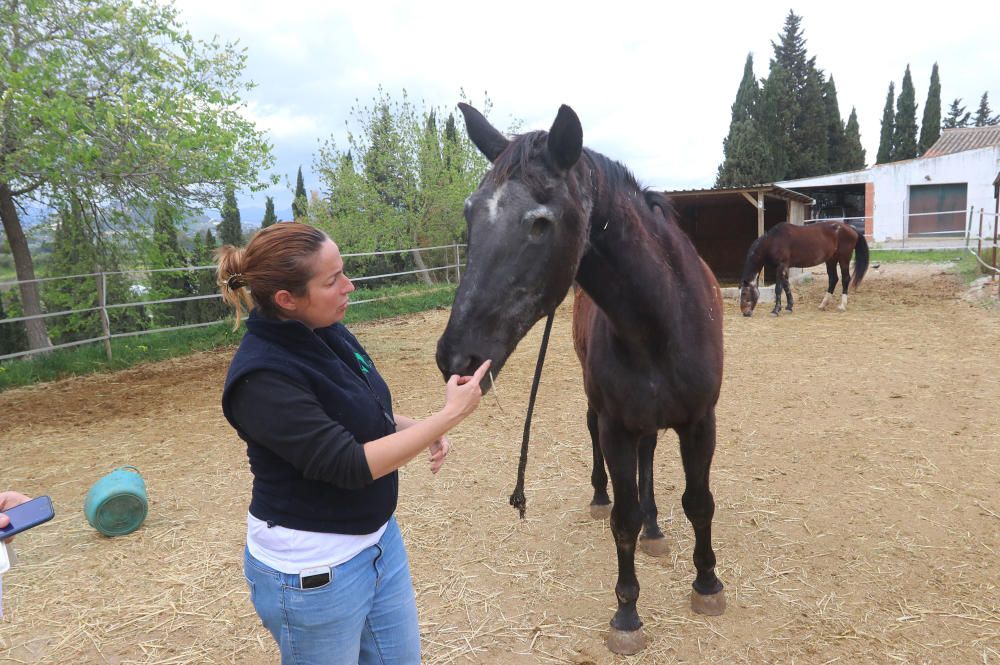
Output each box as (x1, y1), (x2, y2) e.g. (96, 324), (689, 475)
(299, 565), (331, 589)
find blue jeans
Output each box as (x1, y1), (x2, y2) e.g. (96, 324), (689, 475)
(243, 517), (421, 665)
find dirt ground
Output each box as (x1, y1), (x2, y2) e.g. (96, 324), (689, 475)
(1, 264), (998, 664)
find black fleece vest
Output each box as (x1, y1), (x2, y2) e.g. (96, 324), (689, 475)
(222, 311), (397, 534)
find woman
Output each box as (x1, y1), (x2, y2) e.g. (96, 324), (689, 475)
(217, 222), (489, 664)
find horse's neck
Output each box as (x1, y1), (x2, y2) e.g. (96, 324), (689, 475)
(575, 198), (678, 346)
(741, 250), (766, 284)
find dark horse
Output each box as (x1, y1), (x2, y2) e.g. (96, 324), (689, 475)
(436, 104), (725, 654)
(739, 221), (870, 317)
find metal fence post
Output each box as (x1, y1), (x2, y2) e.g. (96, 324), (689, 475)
(977, 208), (984, 261)
(454, 243), (461, 283)
(96, 268), (113, 361)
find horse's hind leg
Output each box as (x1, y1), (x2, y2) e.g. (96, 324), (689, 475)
(588, 405), (612, 519)
(837, 258), (850, 311)
(783, 267), (794, 312)
(637, 434), (669, 557)
(601, 418), (646, 654)
(819, 260), (838, 310)
(676, 410), (726, 617)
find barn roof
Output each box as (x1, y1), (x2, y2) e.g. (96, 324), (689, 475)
(664, 184), (815, 205)
(922, 126), (1000, 157)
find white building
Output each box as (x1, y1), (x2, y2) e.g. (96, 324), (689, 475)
(777, 126), (1000, 245)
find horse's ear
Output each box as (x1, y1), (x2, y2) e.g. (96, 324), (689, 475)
(458, 103), (509, 162)
(547, 104), (583, 171)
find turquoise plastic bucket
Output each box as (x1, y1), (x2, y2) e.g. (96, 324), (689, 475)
(84, 466), (148, 536)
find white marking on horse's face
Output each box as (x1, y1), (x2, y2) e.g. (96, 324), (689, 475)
(522, 205), (554, 222)
(486, 182), (507, 224)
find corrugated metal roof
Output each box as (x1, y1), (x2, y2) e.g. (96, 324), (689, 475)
(922, 126), (1000, 157)
(665, 184), (814, 205)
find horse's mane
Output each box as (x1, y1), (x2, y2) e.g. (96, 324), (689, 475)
(740, 236), (765, 284)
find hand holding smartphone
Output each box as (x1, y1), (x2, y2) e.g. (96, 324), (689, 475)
(0, 496), (55, 540)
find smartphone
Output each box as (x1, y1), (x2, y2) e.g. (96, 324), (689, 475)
(0, 496), (55, 539)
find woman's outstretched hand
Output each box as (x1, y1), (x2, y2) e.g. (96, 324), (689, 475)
(444, 359), (491, 419)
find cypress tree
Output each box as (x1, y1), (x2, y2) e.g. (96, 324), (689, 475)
(756, 62), (796, 181)
(717, 53), (767, 187)
(149, 203), (189, 326)
(797, 65), (830, 176)
(917, 63), (941, 155)
(892, 65), (918, 160)
(943, 98), (970, 128)
(973, 92), (1000, 126)
(843, 108), (866, 170)
(823, 75), (848, 171)
(219, 187), (243, 246)
(876, 82), (895, 164)
(43, 202), (101, 343)
(771, 11), (809, 97)
(262, 196), (277, 227)
(292, 166), (308, 220)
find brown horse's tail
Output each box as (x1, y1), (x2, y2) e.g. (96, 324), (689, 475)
(851, 231), (870, 289)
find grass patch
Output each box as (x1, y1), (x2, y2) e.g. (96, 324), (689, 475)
(869, 248), (968, 263)
(0, 281), (456, 391)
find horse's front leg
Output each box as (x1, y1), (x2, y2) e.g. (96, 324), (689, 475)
(771, 265), (785, 316)
(588, 405), (612, 519)
(600, 417), (645, 655)
(638, 434), (669, 556)
(676, 409), (726, 617)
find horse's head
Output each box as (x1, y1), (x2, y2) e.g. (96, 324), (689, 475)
(739, 280), (759, 317)
(436, 103), (590, 387)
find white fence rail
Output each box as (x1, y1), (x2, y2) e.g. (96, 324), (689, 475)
(0, 243), (465, 362)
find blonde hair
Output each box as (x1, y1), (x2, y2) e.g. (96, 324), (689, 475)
(216, 222), (330, 328)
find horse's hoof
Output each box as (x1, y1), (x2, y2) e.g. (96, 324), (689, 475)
(589, 503), (612, 520)
(638, 534), (670, 557)
(837, 305), (847, 312)
(770, 311), (779, 317)
(606, 627), (646, 655)
(690, 588), (726, 616)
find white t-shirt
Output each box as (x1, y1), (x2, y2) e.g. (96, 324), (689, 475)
(246, 512), (388, 574)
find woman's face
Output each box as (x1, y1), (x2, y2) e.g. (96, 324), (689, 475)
(285, 239), (356, 329)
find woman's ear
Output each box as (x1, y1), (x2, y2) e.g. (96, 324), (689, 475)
(274, 289), (297, 313)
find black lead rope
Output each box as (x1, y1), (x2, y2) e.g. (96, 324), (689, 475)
(508, 310), (556, 520)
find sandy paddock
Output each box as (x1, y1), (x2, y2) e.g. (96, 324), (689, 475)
(0, 264), (998, 664)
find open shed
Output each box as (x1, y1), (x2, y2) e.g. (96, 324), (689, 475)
(665, 185), (815, 283)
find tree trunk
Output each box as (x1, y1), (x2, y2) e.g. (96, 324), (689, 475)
(0, 183), (52, 352)
(410, 236), (434, 286)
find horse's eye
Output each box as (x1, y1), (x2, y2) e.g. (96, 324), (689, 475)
(529, 217), (551, 240)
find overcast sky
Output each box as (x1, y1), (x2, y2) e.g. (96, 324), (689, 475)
(167, 0), (1000, 221)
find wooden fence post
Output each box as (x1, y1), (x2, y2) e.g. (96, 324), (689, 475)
(96, 268), (113, 361)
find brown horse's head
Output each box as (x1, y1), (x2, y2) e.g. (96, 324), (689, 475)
(435, 104), (590, 387)
(739, 281), (759, 317)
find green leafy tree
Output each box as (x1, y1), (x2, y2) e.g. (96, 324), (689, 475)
(219, 188), (243, 246)
(843, 108), (866, 170)
(892, 65), (919, 160)
(943, 98), (971, 128)
(262, 196), (278, 227)
(292, 167), (308, 221)
(877, 83), (896, 164)
(973, 92), (1000, 126)
(0, 0), (273, 351)
(918, 63), (941, 155)
(42, 203), (101, 344)
(314, 89), (490, 279)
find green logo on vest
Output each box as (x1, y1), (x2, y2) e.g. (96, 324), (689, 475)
(354, 352), (372, 374)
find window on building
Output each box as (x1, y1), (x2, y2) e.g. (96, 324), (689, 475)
(908, 183), (967, 237)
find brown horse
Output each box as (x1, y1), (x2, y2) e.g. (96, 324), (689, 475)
(436, 103), (725, 654)
(739, 221), (870, 317)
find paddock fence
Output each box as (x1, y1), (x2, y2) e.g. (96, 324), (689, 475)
(0, 243), (466, 362)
